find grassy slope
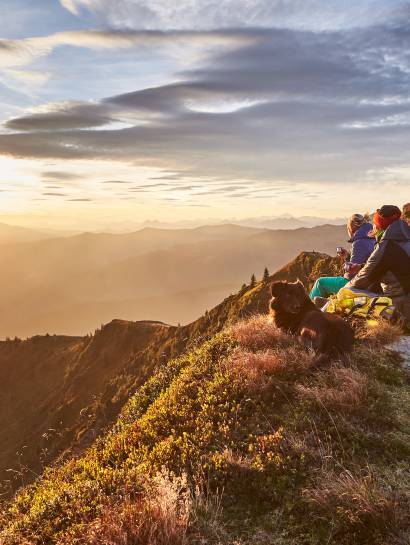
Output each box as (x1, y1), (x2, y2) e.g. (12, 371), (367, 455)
(0, 251), (339, 498)
(1, 314), (409, 544)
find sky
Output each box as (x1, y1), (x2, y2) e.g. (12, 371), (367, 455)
(0, 0), (409, 230)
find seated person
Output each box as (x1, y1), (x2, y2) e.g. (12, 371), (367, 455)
(310, 213), (375, 304)
(346, 205), (410, 325)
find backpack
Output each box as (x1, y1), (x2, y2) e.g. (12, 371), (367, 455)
(325, 287), (395, 320)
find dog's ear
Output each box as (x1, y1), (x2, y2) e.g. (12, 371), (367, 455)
(270, 281), (284, 296)
(294, 278), (308, 296)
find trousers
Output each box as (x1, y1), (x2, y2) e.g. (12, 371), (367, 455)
(309, 276), (348, 300)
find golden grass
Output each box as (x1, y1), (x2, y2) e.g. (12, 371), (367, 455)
(355, 320), (403, 346)
(297, 367), (369, 413)
(57, 474), (191, 545)
(230, 315), (294, 351)
(303, 468), (410, 539)
(225, 346), (314, 393)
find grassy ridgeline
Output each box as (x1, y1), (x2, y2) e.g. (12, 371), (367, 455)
(1, 316), (409, 545)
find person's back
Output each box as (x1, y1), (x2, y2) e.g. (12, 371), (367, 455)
(378, 219), (410, 296)
(349, 222), (374, 265)
(350, 217), (410, 298)
(348, 205), (410, 325)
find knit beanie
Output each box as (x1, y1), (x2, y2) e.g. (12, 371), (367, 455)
(373, 205), (402, 230)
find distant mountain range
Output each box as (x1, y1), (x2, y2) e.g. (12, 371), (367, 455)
(230, 214), (346, 230)
(0, 222), (52, 244)
(0, 214), (346, 244)
(138, 214), (346, 231)
(0, 223), (346, 338)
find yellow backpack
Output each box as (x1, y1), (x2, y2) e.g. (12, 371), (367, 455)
(325, 287), (395, 320)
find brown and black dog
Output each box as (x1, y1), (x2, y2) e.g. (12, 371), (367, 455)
(269, 280), (354, 362)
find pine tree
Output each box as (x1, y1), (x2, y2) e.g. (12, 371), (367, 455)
(250, 273), (256, 287)
(263, 267), (270, 283)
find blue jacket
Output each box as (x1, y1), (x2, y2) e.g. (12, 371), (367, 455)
(349, 223), (375, 265)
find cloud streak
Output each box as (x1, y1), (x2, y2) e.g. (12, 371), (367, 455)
(0, 29), (253, 69)
(1, 22), (410, 189)
(59, 0), (408, 31)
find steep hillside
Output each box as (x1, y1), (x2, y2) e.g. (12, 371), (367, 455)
(0, 321), (180, 495)
(0, 252), (340, 497)
(1, 302), (409, 544)
(0, 224), (345, 338)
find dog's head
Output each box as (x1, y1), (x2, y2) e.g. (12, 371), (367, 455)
(269, 280), (308, 315)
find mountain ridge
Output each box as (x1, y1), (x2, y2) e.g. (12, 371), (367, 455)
(1, 251), (409, 545)
(0, 251), (340, 497)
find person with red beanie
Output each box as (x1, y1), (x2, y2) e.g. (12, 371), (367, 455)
(347, 205), (410, 326)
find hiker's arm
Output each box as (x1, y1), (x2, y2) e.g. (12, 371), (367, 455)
(347, 242), (387, 290)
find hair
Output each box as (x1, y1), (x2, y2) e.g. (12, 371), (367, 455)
(347, 213), (370, 237)
(403, 203), (410, 225)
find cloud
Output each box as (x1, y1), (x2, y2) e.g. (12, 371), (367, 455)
(58, 0), (408, 31)
(60, 0), (80, 15)
(43, 192), (68, 196)
(0, 29), (252, 69)
(42, 171), (81, 180)
(1, 23), (410, 185)
(5, 101), (115, 131)
(101, 180), (130, 184)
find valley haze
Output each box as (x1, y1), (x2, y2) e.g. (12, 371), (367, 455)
(0, 220), (345, 338)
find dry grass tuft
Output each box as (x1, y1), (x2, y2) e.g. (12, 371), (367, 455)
(230, 315), (294, 352)
(304, 468), (410, 539)
(226, 345), (313, 392)
(297, 367), (369, 412)
(355, 319), (403, 346)
(58, 474), (192, 545)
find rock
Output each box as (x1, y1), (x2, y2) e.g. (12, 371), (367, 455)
(387, 336), (410, 369)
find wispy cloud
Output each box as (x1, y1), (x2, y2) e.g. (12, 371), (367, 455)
(58, 0), (407, 31)
(1, 1), (410, 225)
(0, 29), (252, 69)
(2, 23), (410, 186)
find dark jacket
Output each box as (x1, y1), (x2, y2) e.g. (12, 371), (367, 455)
(347, 219), (410, 298)
(349, 223), (375, 265)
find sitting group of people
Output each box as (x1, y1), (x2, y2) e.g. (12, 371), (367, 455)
(309, 203), (410, 326)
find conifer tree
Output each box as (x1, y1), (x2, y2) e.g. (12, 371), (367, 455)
(250, 273), (256, 287)
(263, 267), (270, 283)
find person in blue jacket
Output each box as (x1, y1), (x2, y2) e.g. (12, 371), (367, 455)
(310, 213), (375, 302)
